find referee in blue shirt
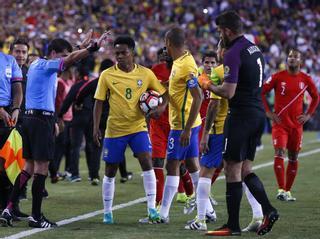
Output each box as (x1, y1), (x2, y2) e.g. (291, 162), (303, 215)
(0, 50), (23, 214)
(0, 30), (111, 228)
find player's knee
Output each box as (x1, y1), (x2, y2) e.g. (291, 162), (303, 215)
(165, 160), (179, 175)
(105, 163), (118, 178)
(153, 158), (164, 168)
(179, 163), (187, 175)
(275, 148), (286, 157)
(288, 151), (299, 161)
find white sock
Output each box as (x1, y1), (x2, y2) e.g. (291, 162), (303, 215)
(143, 170), (157, 210)
(190, 170), (200, 192)
(159, 175), (179, 218)
(243, 182), (263, 219)
(102, 176), (115, 214)
(197, 177), (211, 220)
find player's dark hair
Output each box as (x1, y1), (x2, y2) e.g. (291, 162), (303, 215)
(113, 35), (135, 50)
(202, 51), (217, 63)
(10, 38), (30, 52)
(157, 48), (164, 56)
(288, 48), (301, 56)
(100, 58), (114, 72)
(47, 38), (73, 55)
(215, 11), (243, 34)
(166, 27), (185, 48)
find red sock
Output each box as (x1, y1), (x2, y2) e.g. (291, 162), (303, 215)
(211, 167), (222, 185)
(178, 179), (185, 193)
(285, 160), (298, 191)
(181, 172), (193, 196)
(274, 156), (285, 190)
(154, 168), (164, 205)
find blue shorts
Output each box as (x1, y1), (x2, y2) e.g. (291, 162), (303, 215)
(167, 126), (200, 161)
(200, 134), (224, 168)
(102, 131), (152, 163)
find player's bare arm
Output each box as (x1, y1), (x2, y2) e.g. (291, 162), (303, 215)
(63, 30), (112, 67)
(93, 99), (104, 147)
(298, 79), (320, 124)
(180, 81), (203, 147)
(207, 81), (237, 99)
(200, 99), (220, 154)
(10, 82), (23, 126)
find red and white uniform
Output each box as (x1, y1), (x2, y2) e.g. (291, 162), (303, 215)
(198, 72), (211, 141)
(150, 63), (171, 158)
(262, 70), (319, 151)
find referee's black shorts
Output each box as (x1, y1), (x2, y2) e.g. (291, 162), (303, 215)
(223, 115), (265, 162)
(21, 112), (55, 161)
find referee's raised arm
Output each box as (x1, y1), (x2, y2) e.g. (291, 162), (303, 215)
(63, 30), (112, 68)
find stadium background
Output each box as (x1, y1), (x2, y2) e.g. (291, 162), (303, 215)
(1, 0), (320, 238)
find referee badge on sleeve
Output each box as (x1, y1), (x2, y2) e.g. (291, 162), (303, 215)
(5, 66), (12, 78)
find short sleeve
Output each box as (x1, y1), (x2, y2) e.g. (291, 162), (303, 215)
(210, 92), (222, 100)
(184, 61), (198, 83)
(94, 71), (109, 101)
(147, 70), (167, 95)
(45, 58), (64, 72)
(11, 57), (23, 82)
(223, 49), (241, 84)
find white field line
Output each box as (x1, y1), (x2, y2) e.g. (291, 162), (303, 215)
(3, 148), (320, 239)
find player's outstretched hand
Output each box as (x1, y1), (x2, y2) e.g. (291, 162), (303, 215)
(198, 75), (212, 90)
(97, 30), (113, 48)
(79, 29), (94, 49)
(297, 114), (311, 124)
(266, 111), (281, 124)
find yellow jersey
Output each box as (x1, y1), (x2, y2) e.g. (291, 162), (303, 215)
(94, 64), (166, 138)
(209, 65), (228, 135)
(168, 51), (202, 130)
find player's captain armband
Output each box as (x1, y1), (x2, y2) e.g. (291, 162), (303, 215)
(187, 76), (199, 88)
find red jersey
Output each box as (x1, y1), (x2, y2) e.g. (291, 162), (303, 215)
(199, 73), (211, 120)
(150, 63), (170, 126)
(262, 70), (319, 128)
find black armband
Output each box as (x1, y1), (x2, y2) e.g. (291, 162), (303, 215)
(11, 107), (21, 113)
(86, 42), (99, 53)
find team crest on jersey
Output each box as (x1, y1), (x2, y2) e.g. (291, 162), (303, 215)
(299, 82), (305, 89)
(137, 79), (143, 87)
(170, 69), (176, 80)
(224, 66), (230, 77)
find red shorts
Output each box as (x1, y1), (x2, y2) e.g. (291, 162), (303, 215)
(272, 124), (303, 152)
(150, 122), (170, 158)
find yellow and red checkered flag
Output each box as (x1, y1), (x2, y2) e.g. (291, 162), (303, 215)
(0, 129), (25, 184)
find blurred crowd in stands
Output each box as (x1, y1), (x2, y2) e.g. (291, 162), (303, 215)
(0, 0), (319, 79)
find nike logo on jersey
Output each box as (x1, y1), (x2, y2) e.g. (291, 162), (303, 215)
(112, 81), (119, 85)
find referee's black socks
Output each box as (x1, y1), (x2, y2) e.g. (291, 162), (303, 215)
(226, 181), (242, 232)
(32, 174), (47, 220)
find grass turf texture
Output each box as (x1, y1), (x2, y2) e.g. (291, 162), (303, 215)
(1, 132), (320, 239)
